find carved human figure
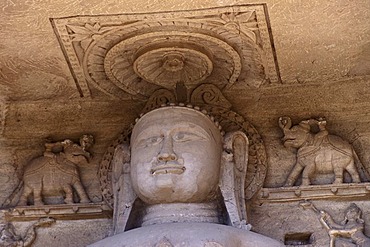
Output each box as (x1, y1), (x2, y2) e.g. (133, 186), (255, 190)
(91, 106), (283, 247)
(17, 135), (93, 206)
(279, 116), (362, 186)
(0, 217), (55, 247)
(319, 203), (370, 247)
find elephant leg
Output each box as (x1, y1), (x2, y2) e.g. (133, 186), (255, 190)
(63, 185), (74, 204)
(346, 160), (361, 183)
(73, 181), (90, 203)
(333, 166), (344, 184)
(301, 164), (315, 186)
(18, 185), (32, 206)
(33, 186), (44, 206)
(285, 162), (304, 186)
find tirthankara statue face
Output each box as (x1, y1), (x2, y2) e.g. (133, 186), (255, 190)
(130, 106), (223, 204)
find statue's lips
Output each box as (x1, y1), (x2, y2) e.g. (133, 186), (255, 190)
(151, 164), (186, 175)
(283, 137), (295, 143)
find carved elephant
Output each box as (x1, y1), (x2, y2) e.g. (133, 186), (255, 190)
(279, 117), (361, 186)
(18, 139), (92, 206)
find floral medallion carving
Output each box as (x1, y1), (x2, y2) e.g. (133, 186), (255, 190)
(132, 47), (214, 86)
(51, 4), (280, 99)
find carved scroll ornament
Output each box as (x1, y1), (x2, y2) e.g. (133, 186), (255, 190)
(51, 4), (280, 98)
(0, 217), (55, 247)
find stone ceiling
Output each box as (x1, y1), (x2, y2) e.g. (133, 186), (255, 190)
(0, 0), (370, 190)
(0, 0), (369, 102)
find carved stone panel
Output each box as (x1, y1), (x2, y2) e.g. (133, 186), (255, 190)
(0, 215), (55, 247)
(51, 4), (280, 99)
(300, 202), (370, 247)
(278, 116), (368, 187)
(8, 135), (94, 207)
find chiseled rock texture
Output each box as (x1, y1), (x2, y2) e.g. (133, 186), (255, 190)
(0, 0), (369, 246)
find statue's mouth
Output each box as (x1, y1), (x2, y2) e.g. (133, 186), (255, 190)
(283, 137), (296, 143)
(283, 138), (297, 148)
(151, 163), (186, 175)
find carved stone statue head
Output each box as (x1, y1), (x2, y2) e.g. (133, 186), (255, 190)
(110, 104), (253, 233)
(130, 106), (223, 204)
(343, 203), (363, 223)
(94, 87), (284, 247)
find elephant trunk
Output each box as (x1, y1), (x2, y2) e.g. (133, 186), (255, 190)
(278, 117), (292, 141)
(278, 117), (292, 130)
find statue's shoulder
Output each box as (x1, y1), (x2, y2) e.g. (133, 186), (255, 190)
(89, 223), (284, 247)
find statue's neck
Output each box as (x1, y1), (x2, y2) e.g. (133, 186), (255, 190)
(141, 202), (221, 227)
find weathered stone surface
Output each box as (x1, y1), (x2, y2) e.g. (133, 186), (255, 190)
(0, 1), (369, 246)
(92, 105), (283, 246)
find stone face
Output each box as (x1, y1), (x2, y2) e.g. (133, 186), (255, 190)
(92, 105), (283, 246)
(0, 1), (370, 246)
(130, 107), (222, 204)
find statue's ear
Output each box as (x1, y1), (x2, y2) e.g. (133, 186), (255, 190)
(220, 131), (250, 230)
(112, 144), (137, 235)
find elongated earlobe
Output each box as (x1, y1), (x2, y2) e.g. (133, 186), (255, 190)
(112, 144), (137, 235)
(220, 131), (250, 230)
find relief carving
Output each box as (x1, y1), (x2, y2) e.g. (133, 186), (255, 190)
(279, 117), (366, 186)
(0, 217), (55, 247)
(91, 102), (283, 246)
(300, 201), (370, 247)
(17, 135), (93, 206)
(51, 4), (280, 99)
(99, 84), (267, 209)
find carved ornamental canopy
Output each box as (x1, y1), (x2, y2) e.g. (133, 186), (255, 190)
(51, 4), (280, 99)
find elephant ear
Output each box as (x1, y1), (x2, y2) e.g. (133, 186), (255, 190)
(112, 144), (137, 235)
(220, 131), (251, 230)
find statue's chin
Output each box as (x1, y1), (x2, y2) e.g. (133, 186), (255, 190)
(283, 140), (301, 148)
(138, 187), (213, 205)
(283, 141), (293, 148)
(154, 174), (176, 188)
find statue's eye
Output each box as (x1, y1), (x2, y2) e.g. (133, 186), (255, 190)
(136, 136), (163, 148)
(174, 132), (185, 140)
(173, 132), (204, 142)
(148, 136), (163, 145)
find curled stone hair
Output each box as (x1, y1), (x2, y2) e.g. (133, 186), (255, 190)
(99, 84), (267, 208)
(135, 102), (224, 136)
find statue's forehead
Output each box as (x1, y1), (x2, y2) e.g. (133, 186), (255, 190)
(132, 107), (221, 139)
(134, 121), (212, 142)
(134, 107), (214, 128)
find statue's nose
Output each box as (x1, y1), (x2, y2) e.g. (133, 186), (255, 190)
(157, 137), (177, 162)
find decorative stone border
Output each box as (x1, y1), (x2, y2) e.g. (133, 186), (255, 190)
(5, 203), (112, 221)
(51, 4), (280, 99)
(258, 183), (370, 203)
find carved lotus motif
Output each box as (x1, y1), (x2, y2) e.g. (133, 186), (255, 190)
(52, 5), (280, 98)
(133, 49), (213, 87)
(103, 31), (241, 96)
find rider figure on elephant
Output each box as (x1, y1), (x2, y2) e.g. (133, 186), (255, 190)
(279, 117), (364, 186)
